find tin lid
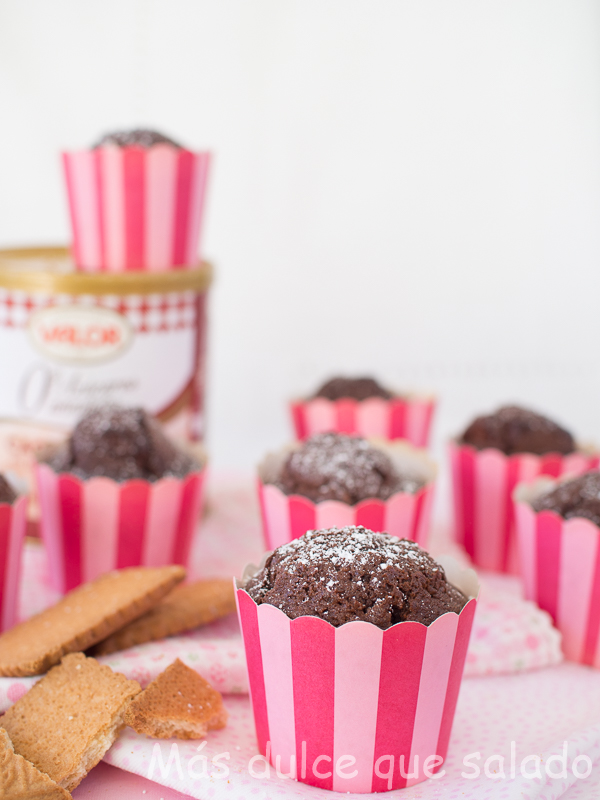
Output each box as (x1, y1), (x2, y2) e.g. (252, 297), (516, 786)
(0, 247), (213, 295)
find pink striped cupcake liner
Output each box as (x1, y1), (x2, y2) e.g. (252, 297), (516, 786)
(449, 441), (598, 574)
(36, 464), (205, 593)
(515, 479), (600, 667)
(258, 441), (436, 550)
(63, 145), (211, 272)
(236, 556), (478, 792)
(0, 496), (27, 632)
(290, 395), (435, 447)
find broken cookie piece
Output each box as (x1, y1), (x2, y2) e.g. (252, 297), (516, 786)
(1, 653), (141, 792)
(124, 658), (227, 739)
(0, 728), (72, 799)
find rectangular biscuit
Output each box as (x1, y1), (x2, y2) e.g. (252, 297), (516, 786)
(0, 565), (185, 677)
(1, 653), (141, 792)
(0, 727), (72, 799)
(93, 578), (236, 655)
(124, 658), (227, 739)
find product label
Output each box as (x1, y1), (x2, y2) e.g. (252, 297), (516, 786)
(29, 305), (132, 363)
(0, 289), (205, 435)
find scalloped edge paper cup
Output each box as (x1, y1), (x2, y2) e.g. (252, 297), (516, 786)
(36, 462), (206, 593)
(290, 394), (435, 448)
(0, 495), (27, 631)
(257, 440), (437, 550)
(63, 145), (211, 272)
(449, 440), (599, 574)
(515, 478), (600, 666)
(236, 555), (478, 792)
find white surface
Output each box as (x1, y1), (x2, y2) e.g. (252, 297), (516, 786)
(4, 473), (600, 799)
(0, 1), (599, 522)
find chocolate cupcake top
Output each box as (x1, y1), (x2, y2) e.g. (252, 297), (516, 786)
(245, 526), (468, 627)
(0, 475), (17, 505)
(460, 405), (575, 456)
(531, 472), (600, 527)
(275, 433), (423, 504)
(44, 406), (199, 482)
(313, 376), (393, 401)
(93, 129), (182, 149)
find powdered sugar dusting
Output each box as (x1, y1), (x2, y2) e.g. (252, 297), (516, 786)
(275, 526), (430, 573)
(245, 525), (466, 628)
(276, 433), (423, 504)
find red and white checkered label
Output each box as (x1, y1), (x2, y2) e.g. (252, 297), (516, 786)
(0, 288), (198, 333)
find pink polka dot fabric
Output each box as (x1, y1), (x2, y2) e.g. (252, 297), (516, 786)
(103, 664), (600, 799)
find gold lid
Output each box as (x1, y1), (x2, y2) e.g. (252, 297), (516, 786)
(0, 246), (213, 295)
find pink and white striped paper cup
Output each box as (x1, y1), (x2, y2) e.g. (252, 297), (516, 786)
(0, 495), (27, 632)
(449, 441), (598, 574)
(236, 556), (478, 792)
(258, 441), (436, 551)
(36, 463), (205, 593)
(62, 145), (211, 272)
(290, 395), (435, 448)
(515, 479), (600, 667)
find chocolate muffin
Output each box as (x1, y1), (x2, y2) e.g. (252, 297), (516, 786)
(0, 475), (17, 505)
(44, 406), (199, 482)
(314, 376), (393, 402)
(461, 405), (575, 456)
(275, 433), (423, 504)
(532, 472), (600, 527)
(93, 129), (182, 149)
(245, 525), (468, 627)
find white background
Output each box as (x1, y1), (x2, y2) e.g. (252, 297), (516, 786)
(0, 0), (599, 518)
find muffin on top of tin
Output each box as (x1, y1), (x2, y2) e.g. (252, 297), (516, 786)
(93, 128), (182, 148)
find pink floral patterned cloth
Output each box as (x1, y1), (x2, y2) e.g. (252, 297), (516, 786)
(0, 474), (562, 713)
